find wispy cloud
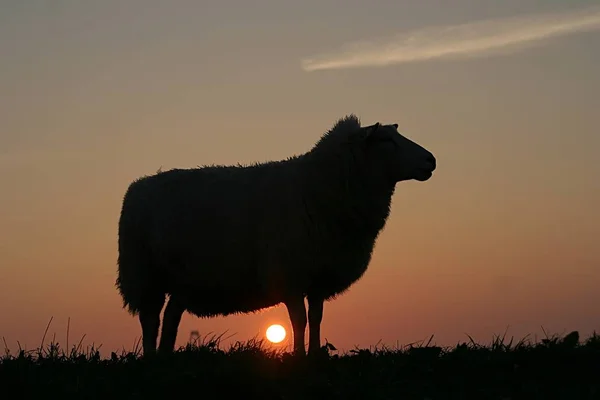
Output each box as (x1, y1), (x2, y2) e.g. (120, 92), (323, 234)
(301, 5), (600, 72)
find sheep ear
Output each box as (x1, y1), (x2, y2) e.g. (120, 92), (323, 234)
(364, 122), (381, 140)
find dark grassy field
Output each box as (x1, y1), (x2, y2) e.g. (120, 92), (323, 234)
(1, 328), (599, 400)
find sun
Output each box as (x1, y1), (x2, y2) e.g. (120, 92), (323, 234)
(265, 324), (286, 344)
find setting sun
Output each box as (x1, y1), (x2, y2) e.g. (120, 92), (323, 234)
(265, 324), (287, 344)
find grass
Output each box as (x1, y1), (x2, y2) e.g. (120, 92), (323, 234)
(1, 323), (599, 399)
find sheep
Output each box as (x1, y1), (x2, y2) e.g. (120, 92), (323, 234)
(115, 114), (437, 356)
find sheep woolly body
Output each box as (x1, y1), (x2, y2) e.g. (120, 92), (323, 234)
(116, 114), (434, 354)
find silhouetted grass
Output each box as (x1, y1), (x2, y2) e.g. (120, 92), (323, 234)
(1, 325), (599, 399)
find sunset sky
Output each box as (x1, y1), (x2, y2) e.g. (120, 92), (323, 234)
(1, 0), (599, 355)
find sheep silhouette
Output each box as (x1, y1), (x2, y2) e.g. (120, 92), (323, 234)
(116, 114), (437, 356)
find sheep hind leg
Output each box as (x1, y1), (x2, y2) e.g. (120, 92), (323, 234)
(139, 292), (166, 356)
(158, 296), (185, 353)
(284, 296), (307, 356)
(307, 295), (324, 356)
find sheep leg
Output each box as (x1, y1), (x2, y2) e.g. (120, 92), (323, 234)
(138, 293), (166, 356)
(285, 296), (307, 356)
(307, 295), (324, 356)
(158, 296), (185, 353)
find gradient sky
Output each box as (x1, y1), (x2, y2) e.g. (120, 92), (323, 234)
(1, 0), (599, 355)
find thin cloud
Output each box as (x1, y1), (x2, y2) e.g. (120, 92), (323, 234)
(301, 5), (600, 72)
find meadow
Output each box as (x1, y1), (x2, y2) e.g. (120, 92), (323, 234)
(1, 325), (599, 400)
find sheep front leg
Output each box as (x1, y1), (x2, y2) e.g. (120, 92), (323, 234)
(307, 295), (324, 356)
(285, 296), (307, 356)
